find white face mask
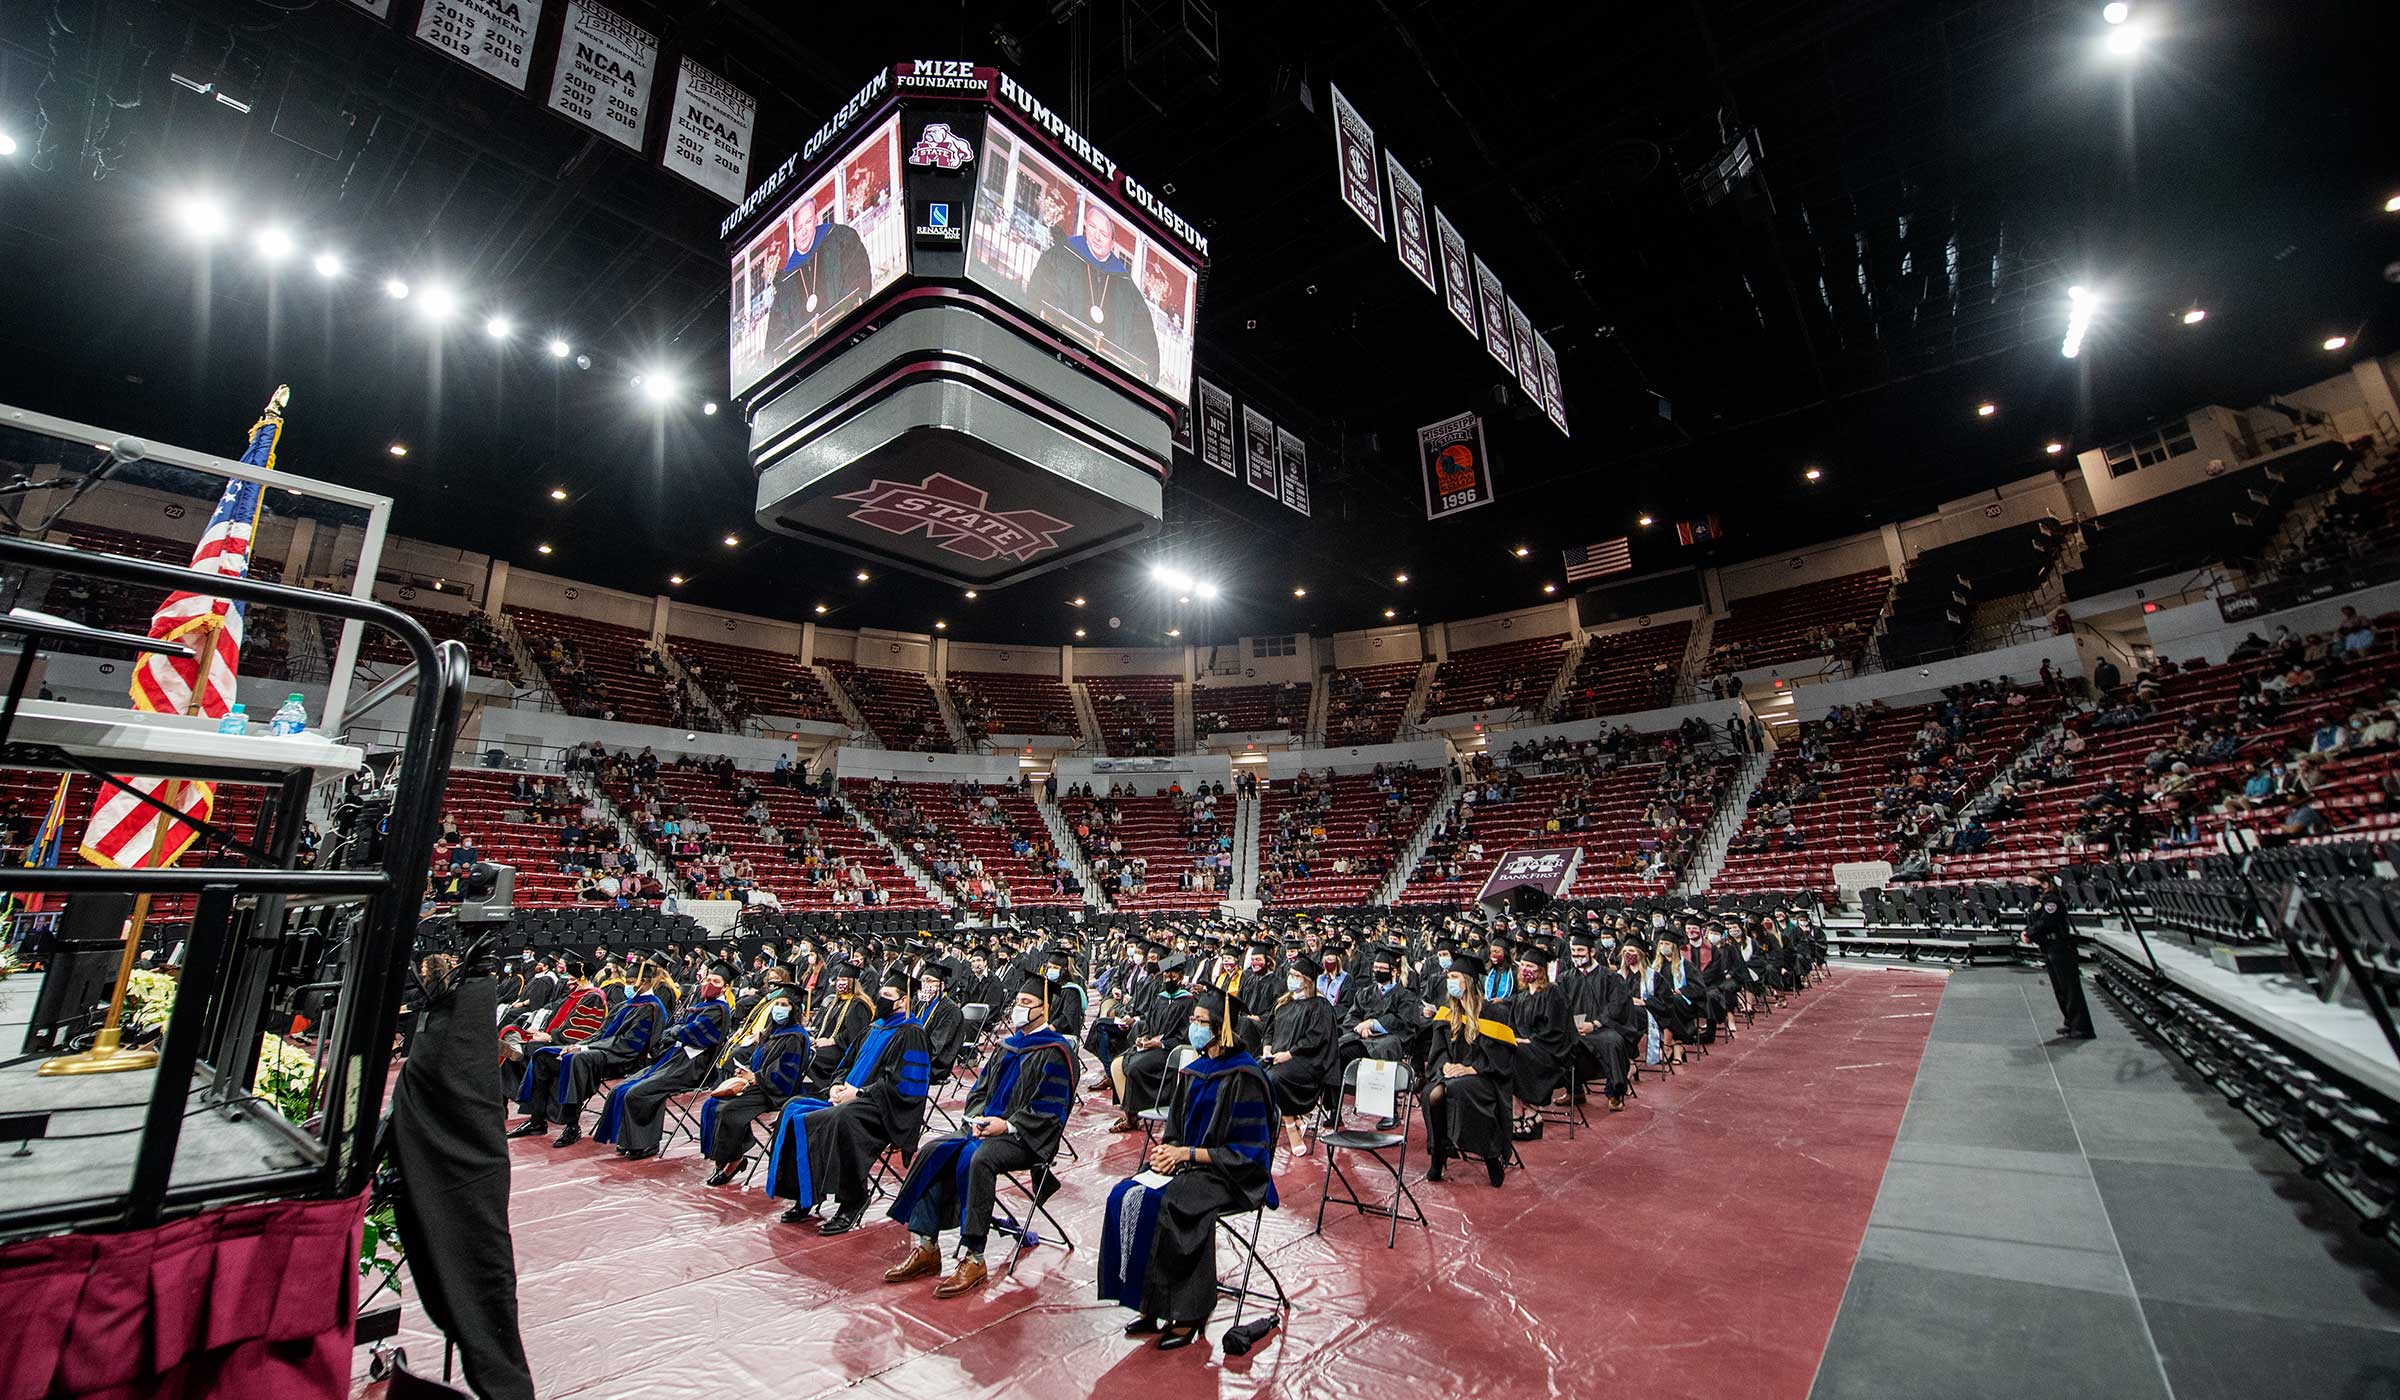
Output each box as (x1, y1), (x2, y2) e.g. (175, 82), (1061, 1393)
(768, 1001), (791, 1023)
(1009, 1004), (1032, 1029)
(1286, 974), (1306, 994)
(1446, 977), (1466, 999)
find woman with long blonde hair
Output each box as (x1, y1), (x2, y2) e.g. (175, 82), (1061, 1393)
(1424, 952), (1516, 1187)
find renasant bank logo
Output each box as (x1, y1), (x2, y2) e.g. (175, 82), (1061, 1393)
(836, 472), (1072, 563)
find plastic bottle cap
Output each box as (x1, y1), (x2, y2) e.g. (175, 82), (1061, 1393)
(287, 693), (304, 702)
(230, 704), (246, 712)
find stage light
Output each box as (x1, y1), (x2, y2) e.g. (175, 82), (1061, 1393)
(1167, 628), (1182, 638)
(2046, 441), (2066, 454)
(383, 276), (411, 300)
(964, 590), (979, 599)
(1512, 546), (1530, 557)
(546, 336), (571, 358)
(640, 371), (681, 404)
(1197, 581), (1220, 601)
(485, 315), (513, 340)
(2061, 285), (2096, 358)
(703, 402), (719, 415)
(255, 226), (295, 262)
(669, 574), (684, 586)
(1074, 627), (1087, 638)
(1804, 466), (1823, 482)
(418, 284), (458, 321)
(814, 603), (828, 614)
(2103, 20), (2145, 56)
(387, 442), (409, 457)
(857, 570), (871, 582)
(1976, 401), (1998, 417)
(1637, 514), (1654, 527)
(2102, 2), (2129, 22)
(0, 130), (16, 157)
(1542, 582), (1557, 595)
(1293, 587), (1308, 598)
(2182, 306), (2206, 325)
(1150, 565), (1195, 591)
(2325, 335), (2350, 351)
(2387, 194), (2400, 214)
(172, 193), (229, 241)
(1071, 596), (1087, 606)
(1178, 596), (1191, 605)
(724, 533), (740, 547)
(1394, 572), (1410, 584)
(1383, 608), (1398, 619)
(312, 250), (343, 279)
(935, 620), (948, 631)
(536, 543), (553, 555)
(549, 487), (568, 501)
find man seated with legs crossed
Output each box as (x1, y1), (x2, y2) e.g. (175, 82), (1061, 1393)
(765, 972), (932, 1234)
(882, 974), (1076, 1297)
(592, 961), (735, 1159)
(510, 963), (670, 1146)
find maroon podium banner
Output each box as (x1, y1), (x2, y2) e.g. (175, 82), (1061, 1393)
(1476, 846), (1582, 908)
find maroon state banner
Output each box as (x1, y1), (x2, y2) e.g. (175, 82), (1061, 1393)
(1476, 846), (1583, 909)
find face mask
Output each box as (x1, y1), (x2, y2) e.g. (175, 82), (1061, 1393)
(1602, 938), (1618, 951)
(1187, 1021), (1214, 1050)
(1446, 977), (1466, 999)
(1045, 968), (1061, 982)
(1286, 975), (1306, 994)
(767, 1000), (792, 1023)
(920, 983), (939, 1001)
(1571, 954), (1591, 967)
(1009, 1005), (1031, 1029)
(1375, 971), (1394, 987)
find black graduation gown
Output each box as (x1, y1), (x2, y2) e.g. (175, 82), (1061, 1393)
(526, 994), (664, 1118)
(1504, 982), (1576, 1107)
(1262, 994), (1337, 1116)
(764, 223), (875, 358)
(804, 993), (875, 1093)
(1560, 967), (1641, 1098)
(1334, 978), (1424, 1066)
(1117, 988), (1196, 1115)
(917, 997), (968, 1080)
(885, 1030), (1077, 1246)
(1640, 963), (1701, 1045)
(701, 1023), (810, 1163)
(597, 996), (732, 1153)
(1425, 1008), (1517, 1164)
(1046, 980), (1088, 1039)
(792, 1017), (934, 1211)
(1098, 1053), (1279, 1325)
(1026, 237), (1162, 385)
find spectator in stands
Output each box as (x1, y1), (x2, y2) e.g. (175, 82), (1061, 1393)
(2339, 606), (2377, 653)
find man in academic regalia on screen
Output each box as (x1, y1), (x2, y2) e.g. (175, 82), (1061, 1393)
(1027, 202), (1161, 385)
(764, 193), (875, 361)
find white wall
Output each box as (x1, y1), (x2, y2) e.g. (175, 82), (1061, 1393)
(1715, 530), (1892, 605)
(855, 630), (932, 673)
(1197, 637), (1319, 686)
(832, 748), (1021, 784)
(1582, 604), (1704, 640)
(1053, 752), (1235, 793)
(1442, 602), (1573, 653)
(666, 601), (807, 655)
(2075, 406), (2247, 517)
(1262, 737), (1451, 779)
(945, 641), (1066, 677)
(466, 705), (809, 770)
(1896, 475), (2075, 560)
(1779, 632), (2082, 719)
(500, 567), (654, 631)
(1331, 626), (1424, 670)
(2143, 579), (2400, 667)
(1066, 645), (1183, 678)
(1497, 698), (1754, 750)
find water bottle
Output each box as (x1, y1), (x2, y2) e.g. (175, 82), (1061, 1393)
(269, 693), (309, 737)
(216, 704), (249, 737)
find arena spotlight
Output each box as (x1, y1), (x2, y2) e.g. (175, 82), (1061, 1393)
(254, 226), (295, 262)
(723, 533), (741, 547)
(964, 589), (979, 599)
(2061, 285), (2095, 358)
(1073, 628), (1087, 638)
(1804, 466), (1823, 482)
(814, 603), (828, 614)
(1071, 596), (1087, 607)
(2181, 306), (2207, 325)
(1394, 572), (1410, 584)
(1167, 627), (1182, 638)
(2386, 194), (2400, 214)
(545, 336), (571, 358)
(2101, 2), (2129, 22)
(172, 192), (229, 241)
(485, 315), (513, 341)
(417, 284), (458, 321)
(703, 402), (719, 415)
(1637, 514), (1654, 527)
(383, 275), (411, 300)
(2046, 441), (2067, 454)
(1976, 401), (1998, 417)
(1150, 565), (1195, 592)
(934, 620), (948, 631)
(387, 442), (409, 457)
(1383, 608), (1398, 620)
(311, 250), (343, 279)
(0, 129), (16, 157)
(639, 371), (679, 404)
(2325, 336), (2350, 351)
(1196, 581), (1221, 601)
(535, 543), (553, 555)
(669, 574), (685, 586)
(2103, 18), (2146, 56)
(1542, 582), (1557, 595)
(857, 570), (871, 582)
(1511, 546), (1530, 557)
(549, 487), (568, 501)
(1293, 587), (1308, 598)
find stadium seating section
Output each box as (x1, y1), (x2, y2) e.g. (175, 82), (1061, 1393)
(1422, 633), (1569, 717)
(601, 762), (936, 910)
(357, 601), (516, 678)
(945, 669), (1078, 744)
(1556, 621), (1690, 721)
(1056, 788), (1231, 911)
(1193, 681), (1309, 739)
(1258, 767), (1442, 906)
(667, 634), (842, 726)
(1324, 660), (1421, 745)
(1090, 675), (1176, 755)
(1707, 569), (1891, 675)
(839, 778), (1079, 909)
(820, 658), (951, 751)
(505, 606), (682, 727)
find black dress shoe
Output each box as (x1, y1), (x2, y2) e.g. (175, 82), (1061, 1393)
(1425, 1153), (1447, 1183)
(504, 1121), (549, 1140)
(1486, 1159), (1508, 1188)
(620, 1146), (658, 1161)
(1154, 1325), (1202, 1351)
(818, 1204), (866, 1236)
(778, 1202), (819, 1225)
(552, 1124), (581, 1148)
(705, 1160), (744, 1188)
(1124, 1316), (1163, 1337)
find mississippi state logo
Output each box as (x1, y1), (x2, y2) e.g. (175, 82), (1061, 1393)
(836, 472), (1071, 563)
(1435, 442), (1479, 494)
(908, 123), (975, 170)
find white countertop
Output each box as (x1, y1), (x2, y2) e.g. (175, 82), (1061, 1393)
(4, 698), (366, 783)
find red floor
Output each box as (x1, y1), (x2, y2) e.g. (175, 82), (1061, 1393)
(357, 965), (1943, 1400)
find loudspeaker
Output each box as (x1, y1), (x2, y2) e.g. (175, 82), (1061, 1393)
(22, 894), (136, 1053)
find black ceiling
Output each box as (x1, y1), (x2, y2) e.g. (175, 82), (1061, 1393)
(0, 0), (2391, 650)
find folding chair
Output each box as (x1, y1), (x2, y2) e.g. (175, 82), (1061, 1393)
(1214, 1204), (1290, 1355)
(1137, 1044), (1201, 1155)
(1533, 1074), (1591, 1142)
(987, 1147), (1076, 1279)
(1314, 1060), (1425, 1247)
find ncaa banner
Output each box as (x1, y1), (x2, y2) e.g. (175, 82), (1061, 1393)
(1506, 296), (1541, 402)
(1386, 151), (1436, 292)
(1472, 253), (1514, 372)
(548, 1), (658, 153)
(1435, 206), (1478, 336)
(1533, 331), (1569, 437)
(415, 0), (544, 91)
(1242, 405), (1279, 499)
(663, 57), (756, 203)
(1329, 84), (1384, 239)
(1198, 379), (1237, 476)
(1276, 426), (1312, 517)
(1419, 411), (1495, 521)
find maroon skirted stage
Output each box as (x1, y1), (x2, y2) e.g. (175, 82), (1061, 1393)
(356, 966), (1942, 1399)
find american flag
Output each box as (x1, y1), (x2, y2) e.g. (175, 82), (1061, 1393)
(79, 389), (285, 870)
(1561, 536), (1633, 582)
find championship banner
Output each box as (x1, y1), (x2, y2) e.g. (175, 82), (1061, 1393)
(1472, 253), (1514, 372)
(1242, 405), (1279, 498)
(1198, 379), (1237, 476)
(547, 1), (657, 153)
(1329, 84), (1384, 239)
(1475, 847), (1582, 911)
(1435, 206), (1478, 336)
(663, 57), (756, 203)
(1386, 150), (1436, 292)
(1533, 331), (1569, 437)
(414, 0), (544, 91)
(1418, 410), (1495, 520)
(1506, 297), (1541, 401)
(1276, 426), (1311, 517)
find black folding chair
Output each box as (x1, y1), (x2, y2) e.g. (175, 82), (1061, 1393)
(1215, 1204), (1290, 1355)
(1137, 1044), (1201, 1155)
(1314, 1060), (1425, 1247)
(988, 1145), (1077, 1278)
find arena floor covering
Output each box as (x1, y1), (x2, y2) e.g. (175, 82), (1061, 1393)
(353, 964), (1944, 1400)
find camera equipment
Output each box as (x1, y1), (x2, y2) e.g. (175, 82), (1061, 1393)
(456, 863), (516, 926)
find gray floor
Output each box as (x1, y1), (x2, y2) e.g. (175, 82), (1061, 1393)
(1812, 964), (2400, 1400)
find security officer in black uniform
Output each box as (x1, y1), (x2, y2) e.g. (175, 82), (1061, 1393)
(2025, 871), (2094, 1039)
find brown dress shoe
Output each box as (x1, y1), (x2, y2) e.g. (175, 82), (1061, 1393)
(932, 1255), (988, 1298)
(884, 1242), (941, 1283)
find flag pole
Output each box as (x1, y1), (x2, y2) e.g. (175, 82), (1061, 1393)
(40, 614), (225, 1077)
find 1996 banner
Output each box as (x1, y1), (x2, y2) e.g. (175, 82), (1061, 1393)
(1419, 410), (1495, 520)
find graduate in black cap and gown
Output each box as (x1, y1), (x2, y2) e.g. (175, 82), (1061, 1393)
(1502, 939), (1575, 1137)
(767, 969), (933, 1234)
(802, 958), (878, 1096)
(593, 962), (735, 1158)
(1559, 933), (1641, 1111)
(698, 981), (812, 1186)
(1099, 986), (1278, 1351)
(1108, 954), (1197, 1131)
(1425, 952), (1517, 1187)
(912, 959), (970, 1084)
(1260, 942), (1337, 1155)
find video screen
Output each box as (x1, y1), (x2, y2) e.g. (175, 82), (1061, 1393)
(728, 113), (906, 398)
(963, 118), (1197, 403)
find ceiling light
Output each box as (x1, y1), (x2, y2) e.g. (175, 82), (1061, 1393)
(172, 193), (229, 241)
(935, 621), (947, 631)
(1383, 608), (1398, 620)
(1178, 596), (1191, 605)
(1804, 466), (1823, 481)
(1511, 546), (1530, 557)
(1071, 596), (1086, 607)
(2102, 19), (2145, 57)
(1150, 566), (1195, 591)
(669, 574), (684, 586)
(1166, 627), (1182, 638)
(1074, 628), (1087, 638)
(639, 371), (678, 404)
(2101, 2), (2129, 22)
(0, 130), (16, 157)
(703, 402), (719, 416)
(1637, 514), (1654, 527)
(724, 533), (740, 547)
(1196, 581), (1220, 601)
(2181, 306), (2206, 325)
(2046, 441), (2066, 455)
(2061, 285), (2097, 358)
(1542, 583), (1557, 594)
(383, 275), (411, 300)
(2386, 194), (2400, 214)
(387, 442), (409, 457)
(1976, 402), (1998, 417)
(536, 543), (553, 555)
(546, 336), (571, 358)
(254, 226), (295, 262)
(485, 315), (513, 340)
(549, 487), (568, 501)
(1394, 572), (1410, 584)
(418, 285), (457, 321)
(814, 603), (828, 614)
(1293, 587), (1308, 598)
(2324, 335), (2349, 352)
(856, 570), (871, 582)
(311, 250), (343, 279)
(964, 590), (978, 599)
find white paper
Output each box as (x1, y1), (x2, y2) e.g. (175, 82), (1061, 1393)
(1133, 1169), (1175, 1190)
(1355, 1058), (1398, 1119)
